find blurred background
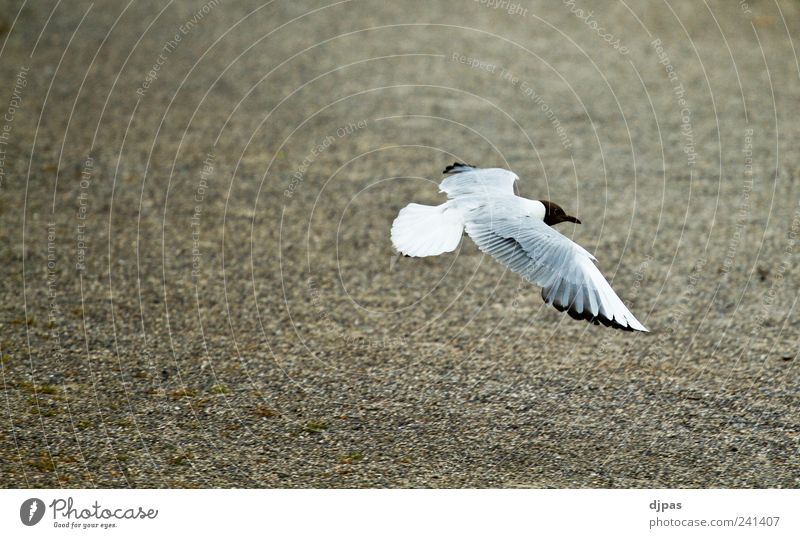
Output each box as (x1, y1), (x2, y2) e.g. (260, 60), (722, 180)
(0, 0), (798, 487)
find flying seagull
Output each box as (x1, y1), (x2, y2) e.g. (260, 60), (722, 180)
(391, 163), (648, 332)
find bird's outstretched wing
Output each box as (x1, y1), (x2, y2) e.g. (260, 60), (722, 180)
(439, 164), (518, 198)
(464, 203), (648, 332)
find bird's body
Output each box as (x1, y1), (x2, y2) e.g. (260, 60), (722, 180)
(391, 163), (648, 332)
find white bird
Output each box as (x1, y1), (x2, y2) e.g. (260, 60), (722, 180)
(391, 163), (648, 332)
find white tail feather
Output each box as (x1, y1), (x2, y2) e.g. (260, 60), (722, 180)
(391, 203), (464, 257)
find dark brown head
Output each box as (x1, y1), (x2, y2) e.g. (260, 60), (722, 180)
(541, 200), (581, 226)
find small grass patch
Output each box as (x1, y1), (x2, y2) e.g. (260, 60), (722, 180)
(38, 384), (59, 395)
(169, 387), (197, 400)
(17, 380), (60, 397)
(209, 384), (229, 394)
(338, 452), (363, 464)
(304, 420), (328, 433)
(10, 316), (36, 326)
(29, 452), (55, 473)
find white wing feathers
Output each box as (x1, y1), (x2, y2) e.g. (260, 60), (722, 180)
(464, 202), (647, 332)
(440, 167), (518, 197)
(390, 203), (464, 257)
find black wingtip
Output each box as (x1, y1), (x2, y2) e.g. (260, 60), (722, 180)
(550, 300), (636, 332)
(443, 162), (475, 175)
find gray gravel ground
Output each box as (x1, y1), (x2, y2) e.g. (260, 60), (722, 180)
(1, 0), (799, 488)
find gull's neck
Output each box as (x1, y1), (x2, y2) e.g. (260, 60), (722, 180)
(519, 197), (546, 221)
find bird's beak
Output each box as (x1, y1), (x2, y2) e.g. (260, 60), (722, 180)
(564, 215), (581, 224)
